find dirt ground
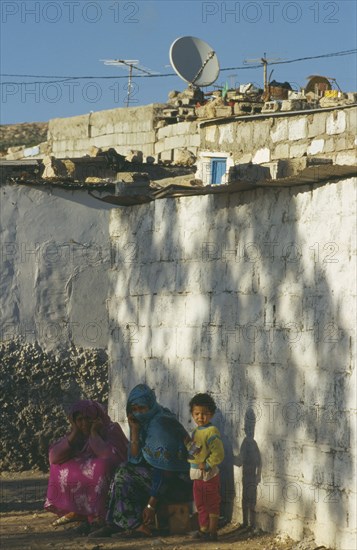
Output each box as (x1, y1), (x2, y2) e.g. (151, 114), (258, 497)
(0, 471), (315, 550)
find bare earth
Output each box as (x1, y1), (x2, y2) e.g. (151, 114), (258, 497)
(0, 471), (300, 550)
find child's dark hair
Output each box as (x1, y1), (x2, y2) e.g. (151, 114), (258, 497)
(189, 393), (217, 414)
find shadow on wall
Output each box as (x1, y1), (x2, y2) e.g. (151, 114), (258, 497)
(233, 408), (261, 529)
(109, 178), (354, 546)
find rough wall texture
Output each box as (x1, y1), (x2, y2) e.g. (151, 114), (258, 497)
(199, 106), (357, 166)
(155, 121), (200, 162)
(48, 104), (165, 159)
(108, 178), (356, 550)
(0, 184), (112, 350)
(0, 339), (108, 471)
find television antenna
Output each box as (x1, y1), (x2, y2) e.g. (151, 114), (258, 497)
(102, 59), (158, 107)
(244, 53), (281, 93)
(169, 36), (220, 87)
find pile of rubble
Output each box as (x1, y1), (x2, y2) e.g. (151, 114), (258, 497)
(160, 87), (205, 123)
(0, 339), (109, 471)
(163, 82), (357, 121)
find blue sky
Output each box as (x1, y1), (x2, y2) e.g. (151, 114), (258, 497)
(1, 0), (356, 124)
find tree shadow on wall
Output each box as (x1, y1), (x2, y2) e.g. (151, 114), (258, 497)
(109, 180), (353, 545)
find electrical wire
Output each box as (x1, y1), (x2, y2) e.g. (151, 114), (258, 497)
(1, 49), (356, 86)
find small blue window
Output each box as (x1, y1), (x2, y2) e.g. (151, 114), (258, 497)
(210, 158), (227, 185)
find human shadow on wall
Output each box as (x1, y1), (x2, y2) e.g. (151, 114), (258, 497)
(233, 407), (262, 529)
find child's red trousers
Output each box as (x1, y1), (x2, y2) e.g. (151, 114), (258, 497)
(193, 474), (221, 529)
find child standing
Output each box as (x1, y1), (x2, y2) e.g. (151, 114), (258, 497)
(185, 393), (224, 542)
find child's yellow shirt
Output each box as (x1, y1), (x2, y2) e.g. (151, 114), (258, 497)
(186, 423), (224, 480)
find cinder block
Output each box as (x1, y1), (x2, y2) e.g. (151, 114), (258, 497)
(157, 125), (172, 139)
(302, 445), (334, 486)
(236, 122), (253, 148)
(347, 107), (357, 133)
(90, 122), (115, 138)
(189, 134), (201, 147)
(150, 327), (177, 359)
(185, 294), (209, 326)
(271, 119), (288, 143)
(176, 326), (202, 358)
(165, 135), (188, 150)
(166, 503), (191, 534)
(307, 139), (324, 155)
(326, 111), (346, 135)
(74, 138), (92, 150)
(48, 114), (90, 140)
(289, 142), (307, 158)
(141, 295), (186, 327)
(288, 118), (307, 141)
(253, 120), (273, 148)
(335, 136), (348, 151)
(52, 139), (73, 154)
(175, 121), (193, 135)
(206, 126), (216, 142)
(307, 112), (327, 138)
(93, 134), (118, 148)
(335, 150), (356, 165)
(154, 140), (166, 155)
(252, 147), (271, 164)
(219, 124), (235, 144)
(272, 142), (290, 160)
(176, 262), (201, 294)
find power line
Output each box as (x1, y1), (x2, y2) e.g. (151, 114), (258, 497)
(1, 49), (356, 86)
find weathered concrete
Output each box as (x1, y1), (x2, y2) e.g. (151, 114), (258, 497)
(0, 183), (112, 350)
(48, 104), (165, 159)
(199, 106), (357, 168)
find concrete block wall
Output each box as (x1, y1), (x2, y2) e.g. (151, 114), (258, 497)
(155, 121), (200, 162)
(48, 104), (165, 158)
(108, 178), (356, 549)
(200, 106), (357, 166)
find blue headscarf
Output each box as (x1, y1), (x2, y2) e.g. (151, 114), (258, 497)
(127, 384), (188, 471)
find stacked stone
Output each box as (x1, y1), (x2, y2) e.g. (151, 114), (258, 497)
(162, 88), (204, 121)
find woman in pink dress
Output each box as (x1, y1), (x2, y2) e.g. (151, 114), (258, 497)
(44, 400), (127, 533)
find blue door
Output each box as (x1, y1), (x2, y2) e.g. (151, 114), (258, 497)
(210, 158), (227, 184)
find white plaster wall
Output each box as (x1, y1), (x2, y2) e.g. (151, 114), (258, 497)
(0, 184), (112, 350)
(108, 178), (357, 549)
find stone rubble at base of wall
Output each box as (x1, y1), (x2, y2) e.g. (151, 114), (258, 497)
(0, 339), (108, 471)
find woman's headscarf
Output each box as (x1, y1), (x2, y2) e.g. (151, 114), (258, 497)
(65, 399), (128, 463)
(68, 399), (111, 427)
(127, 384), (188, 471)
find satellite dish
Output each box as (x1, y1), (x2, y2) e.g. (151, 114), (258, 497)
(169, 36), (220, 87)
(305, 75), (332, 95)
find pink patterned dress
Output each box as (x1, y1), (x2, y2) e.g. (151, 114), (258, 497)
(44, 401), (128, 521)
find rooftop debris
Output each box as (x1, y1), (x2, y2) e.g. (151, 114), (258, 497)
(2, 153), (355, 207)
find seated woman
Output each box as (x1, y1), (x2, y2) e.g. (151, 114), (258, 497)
(44, 399), (127, 533)
(91, 384), (191, 538)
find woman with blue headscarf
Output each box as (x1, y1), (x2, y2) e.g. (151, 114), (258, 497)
(90, 384), (191, 538)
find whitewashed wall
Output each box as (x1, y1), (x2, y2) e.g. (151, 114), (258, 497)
(0, 184), (112, 350)
(108, 178), (356, 549)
